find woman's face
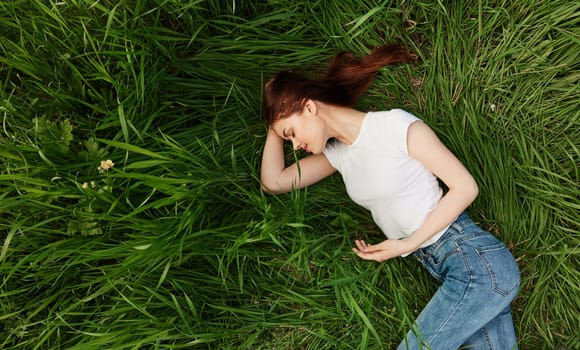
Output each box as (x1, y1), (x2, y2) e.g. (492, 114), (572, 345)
(271, 103), (326, 155)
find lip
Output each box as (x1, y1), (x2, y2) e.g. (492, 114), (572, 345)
(304, 144), (310, 152)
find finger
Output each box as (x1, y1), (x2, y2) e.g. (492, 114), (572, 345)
(360, 241), (377, 253)
(354, 240), (367, 252)
(364, 243), (376, 251)
(360, 250), (390, 262)
(360, 240), (368, 248)
(355, 240), (385, 256)
(355, 251), (381, 262)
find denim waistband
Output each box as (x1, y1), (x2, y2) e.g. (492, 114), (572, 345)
(449, 211), (474, 232)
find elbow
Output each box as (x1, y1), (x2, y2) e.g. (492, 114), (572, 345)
(467, 179), (479, 203)
(260, 171), (275, 195)
(260, 183), (275, 195)
(260, 178), (281, 195)
(260, 177), (273, 194)
(451, 178), (478, 205)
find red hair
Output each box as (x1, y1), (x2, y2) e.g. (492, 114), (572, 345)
(263, 44), (414, 125)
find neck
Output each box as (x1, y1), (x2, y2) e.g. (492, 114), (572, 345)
(319, 104), (367, 145)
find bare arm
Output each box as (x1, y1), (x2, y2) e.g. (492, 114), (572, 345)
(403, 121), (479, 250)
(354, 121), (478, 260)
(260, 128), (336, 194)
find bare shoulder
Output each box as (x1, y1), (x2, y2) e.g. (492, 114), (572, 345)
(407, 120), (478, 193)
(407, 120), (441, 148)
(407, 120), (458, 166)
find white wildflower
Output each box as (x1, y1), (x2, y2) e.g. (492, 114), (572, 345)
(98, 159), (115, 173)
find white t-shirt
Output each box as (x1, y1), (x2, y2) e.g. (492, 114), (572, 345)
(323, 109), (451, 254)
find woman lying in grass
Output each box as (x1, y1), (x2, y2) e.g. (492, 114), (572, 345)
(260, 45), (521, 349)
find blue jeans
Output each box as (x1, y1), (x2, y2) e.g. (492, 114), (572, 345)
(398, 212), (520, 350)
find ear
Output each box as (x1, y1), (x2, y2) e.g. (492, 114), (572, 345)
(304, 99), (317, 117)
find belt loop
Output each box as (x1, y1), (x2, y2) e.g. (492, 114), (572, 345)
(413, 248), (424, 261)
(451, 212), (468, 233)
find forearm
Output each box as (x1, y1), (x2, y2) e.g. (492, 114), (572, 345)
(260, 128), (289, 192)
(405, 184), (478, 252)
(260, 128), (337, 194)
(261, 129), (285, 178)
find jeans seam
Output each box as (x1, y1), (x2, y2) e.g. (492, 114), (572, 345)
(483, 325), (494, 350)
(426, 245), (472, 345)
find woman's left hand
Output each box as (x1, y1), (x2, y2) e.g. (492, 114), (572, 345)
(352, 239), (414, 262)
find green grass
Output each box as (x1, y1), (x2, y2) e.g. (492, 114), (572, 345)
(0, 0), (578, 348)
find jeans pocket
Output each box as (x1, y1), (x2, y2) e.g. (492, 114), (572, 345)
(475, 243), (520, 297)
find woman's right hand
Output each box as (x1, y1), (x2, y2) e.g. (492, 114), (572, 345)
(260, 128), (336, 194)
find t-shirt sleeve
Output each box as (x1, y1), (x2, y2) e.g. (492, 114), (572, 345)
(323, 140), (340, 170)
(386, 109), (421, 154)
